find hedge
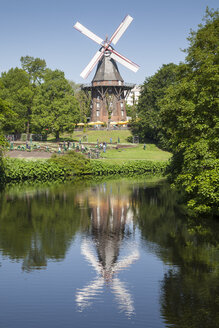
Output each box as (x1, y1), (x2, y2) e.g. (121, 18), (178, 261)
(2, 152), (168, 183)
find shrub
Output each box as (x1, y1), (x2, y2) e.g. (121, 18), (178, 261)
(49, 151), (92, 176)
(4, 158), (65, 182)
(3, 152), (167, 183)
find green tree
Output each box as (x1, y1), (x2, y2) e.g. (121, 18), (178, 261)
(20, 55), (46, 84)
(160, 8), (219, 216)
(68, 80), (81, 93)
(20, 56), (47, 137)
(75, 90), (91, 122)
(0, 97), (11, 183)
(131, 63), (178, 148)
(0, 68), (33, 134)
(32, 69), (80, 140)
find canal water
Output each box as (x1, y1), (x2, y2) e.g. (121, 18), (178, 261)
(0, 177), (219, 328)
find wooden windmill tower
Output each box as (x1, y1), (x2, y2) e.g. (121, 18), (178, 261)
(74, 15), (139, 123)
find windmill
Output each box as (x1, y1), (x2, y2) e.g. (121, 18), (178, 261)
(74, 15), (139, 124)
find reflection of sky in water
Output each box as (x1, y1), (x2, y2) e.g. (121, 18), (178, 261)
(1, 180), (187, 328)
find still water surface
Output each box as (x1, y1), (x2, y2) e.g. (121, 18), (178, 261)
(0, 178), (219, 328)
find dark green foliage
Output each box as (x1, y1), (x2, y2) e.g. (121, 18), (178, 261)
(4, 158), (65, 182)
(0, 68), (33, 133)
(160, 9), (219, 217)
(131, 63), (178, 148)
(2, 153), (167, 183)
(91, 160), (167, 176)
(0, 57), (80, 137)
(31, 69), (80, 140)
(75, 90), (91, 122)
(20, 55), (46, 84)
(49, 151), (92, 176)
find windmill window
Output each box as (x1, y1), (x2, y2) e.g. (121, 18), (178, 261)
(96, 103), (100, 108)
(121, 102), (124, 108)
(96, 110), (100, 117)
(121, 110), (124, 117)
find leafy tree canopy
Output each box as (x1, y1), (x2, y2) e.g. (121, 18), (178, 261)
(131, 63), (178, 148)
(20, 55), (46, 84)
(32, 69), (80, 140)
(160, 8), (219, 216)
(75, 90), (91, 122)
(0, 68), (33, 133)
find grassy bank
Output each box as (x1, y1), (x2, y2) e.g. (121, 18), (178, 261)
(51, 129), (132, 144)
(100, 144), (171, 162)
(2, 151), (168, 183)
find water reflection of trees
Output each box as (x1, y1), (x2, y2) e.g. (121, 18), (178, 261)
(134, 182), (219, 328)
(1, 179), (219, 325)
(0, 185), (90, 271)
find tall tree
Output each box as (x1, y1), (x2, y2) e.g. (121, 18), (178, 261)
(130, 63), (178, 148)
(0, 68), (33, 134)
(75, 90), (91, 122)
(20, 56), (46, 85)
(160, 8), (219, 216)
(20, 56), (47, 137)
(32, 69), (80, 140)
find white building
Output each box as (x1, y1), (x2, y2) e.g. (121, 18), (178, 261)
(126, 85), (141, 106)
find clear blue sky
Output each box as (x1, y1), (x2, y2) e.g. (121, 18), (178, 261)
(0, 0), (218, 84)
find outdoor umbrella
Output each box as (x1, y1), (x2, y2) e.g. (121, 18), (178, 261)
(95, 121), (104, 125)
(117, 121), (128, 125)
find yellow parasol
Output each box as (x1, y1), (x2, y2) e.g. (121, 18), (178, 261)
(117, 121), (129, 125)
(95, 121), (104, 125)
(77, 122), (85, 126)
(110, 121), (118, 125)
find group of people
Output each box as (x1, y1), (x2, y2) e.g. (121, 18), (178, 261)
(96, 140), (107, 153)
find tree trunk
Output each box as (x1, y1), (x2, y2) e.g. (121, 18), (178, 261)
(55, 131), (59, 141)
(26, 120), (30, 141)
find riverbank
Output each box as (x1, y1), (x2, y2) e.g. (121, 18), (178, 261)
(1, 151), (168, 183)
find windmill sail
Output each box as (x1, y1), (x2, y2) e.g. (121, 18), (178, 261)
(110, 50), (139, 73)
(74, 22), (104, 45)
(110, 15), (133, 45)
(80, 50), (104, 79)
(74, 14), (139, 79)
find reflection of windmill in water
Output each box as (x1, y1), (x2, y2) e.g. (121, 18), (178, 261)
(76, 185), (139, 316)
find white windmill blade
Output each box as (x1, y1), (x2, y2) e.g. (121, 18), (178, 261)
(76, 277), (104, 310)
(80, 49), (104, 79)
(110, 15), (133, 45)
(111, 277), (135, 316)
(110, 50), (140, 73)
(114, 249), (140, 272)
(74, 22), (104, 46)
(81, 239), (101, 273)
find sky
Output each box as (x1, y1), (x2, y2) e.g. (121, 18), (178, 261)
(0, 0), (218, 85)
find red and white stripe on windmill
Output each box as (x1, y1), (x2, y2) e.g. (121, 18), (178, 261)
(73, 15), (140, 123)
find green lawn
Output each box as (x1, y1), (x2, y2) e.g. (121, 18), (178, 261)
(13, 129), (172, 163)
(99, 144), (171, 163)
(58, 129), (132, 144)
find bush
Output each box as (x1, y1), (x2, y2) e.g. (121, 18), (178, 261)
(91, 160), (167, 176)
(4, 158), (65, 182)
(49, 151), (92, 176)
(2, 152), (167, 183)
